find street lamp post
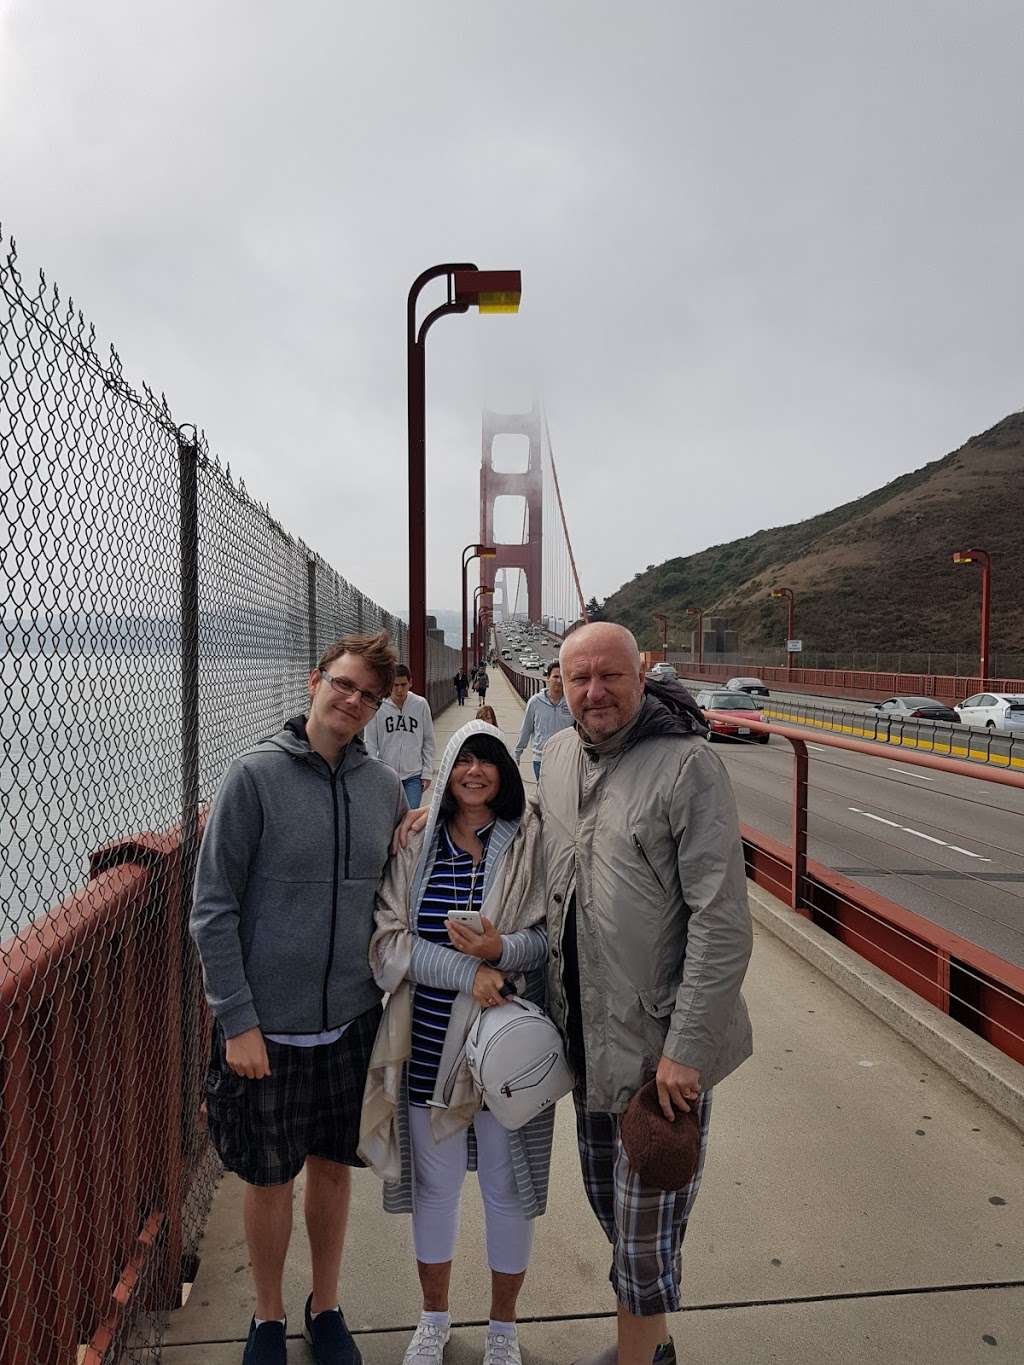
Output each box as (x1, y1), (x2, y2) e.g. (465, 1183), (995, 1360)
(462, 542), (496, 677)
(407, 265), (521, 687)
(952, 548), (992, 683)
(653, 612), (669, 662)
(473, 585), (493, 665)
(685, 607), (704, 668)
(771, 588), (796, 680)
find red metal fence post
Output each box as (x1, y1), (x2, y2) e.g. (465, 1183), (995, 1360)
(790, 737), (809, 914)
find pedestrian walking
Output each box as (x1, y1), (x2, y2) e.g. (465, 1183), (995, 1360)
(191, 632), (407, 1365)
(363, 664), (435, 810)
(474, 666), (490, 702)
(540, 623), (752, 1365)
(360, 721), (553, 1365)
(513, 662), (573, 780)
(453, 670), (469, 707)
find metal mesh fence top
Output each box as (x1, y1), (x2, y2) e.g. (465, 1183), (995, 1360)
(0, 231), (457, 1364)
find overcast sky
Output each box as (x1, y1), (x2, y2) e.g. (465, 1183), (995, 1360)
(2, 1), (1022, 617)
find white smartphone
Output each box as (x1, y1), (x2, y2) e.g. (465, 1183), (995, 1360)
(447, 909), (485, 935)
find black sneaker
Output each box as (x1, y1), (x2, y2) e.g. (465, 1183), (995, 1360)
(653, 1341), (675, 1365)
(303, 1295), (362, 1365)
(242, 1316), (287, 1365)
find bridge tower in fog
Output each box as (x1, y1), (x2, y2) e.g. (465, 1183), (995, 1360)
(479, 404), (543, 622)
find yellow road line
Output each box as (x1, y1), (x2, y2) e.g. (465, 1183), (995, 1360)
(762, 707), (1024, 771)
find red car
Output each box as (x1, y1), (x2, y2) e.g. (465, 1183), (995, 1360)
(695, 689), (770, 743)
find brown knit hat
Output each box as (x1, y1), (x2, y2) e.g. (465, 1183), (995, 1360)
(619, 1080), (701, 1191)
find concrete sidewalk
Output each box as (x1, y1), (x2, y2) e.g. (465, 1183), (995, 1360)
(164, 674), (1024, 1363)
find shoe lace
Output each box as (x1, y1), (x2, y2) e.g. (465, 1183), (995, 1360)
(409, 1322), (445, 1361)
(486, 1332), (518, 1365)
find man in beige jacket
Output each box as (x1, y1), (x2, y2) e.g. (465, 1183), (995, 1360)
(541, 623), (753, 1365)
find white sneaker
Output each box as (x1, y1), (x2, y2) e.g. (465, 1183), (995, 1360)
(483, 1330), (522, 1365)
(403, 1316), (450, 1365)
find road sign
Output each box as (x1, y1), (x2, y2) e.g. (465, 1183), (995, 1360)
(787, 639), (803, 653)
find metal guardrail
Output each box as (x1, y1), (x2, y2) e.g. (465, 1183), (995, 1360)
(761, 697), (1024, 770)
(704, 709), (1024, 1067)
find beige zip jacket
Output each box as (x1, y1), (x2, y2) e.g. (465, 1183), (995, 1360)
(538, 696), (753, 1112)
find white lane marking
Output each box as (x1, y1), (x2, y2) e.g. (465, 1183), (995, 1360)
(848, 807), (991, 860)
(808, 744), (827, 752)
(889, 767), (934, 780)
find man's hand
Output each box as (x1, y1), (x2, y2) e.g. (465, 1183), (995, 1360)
(391, 805), (430, 854)
(447, 914), (503, 961)
(225, 1027), (271, 1080)
(655, 1056), (701, 1121)
(472, 964), (509, 1009)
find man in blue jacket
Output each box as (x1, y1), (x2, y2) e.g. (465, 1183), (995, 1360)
(191, 632), (407, 1365)
(513, 661), (573, 779)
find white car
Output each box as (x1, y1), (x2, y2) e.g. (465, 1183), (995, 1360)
(955, 693), (1024, 733)
(646, 662), (678, 681)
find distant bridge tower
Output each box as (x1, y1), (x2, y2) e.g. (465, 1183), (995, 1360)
(480, 405), (542, 622)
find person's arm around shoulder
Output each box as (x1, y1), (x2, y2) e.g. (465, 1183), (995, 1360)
(190, 760), (271, 1078)
(659, 742), (753, 1113)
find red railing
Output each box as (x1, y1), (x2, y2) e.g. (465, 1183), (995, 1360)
(707, 710), (1024, 1067)
(678, 661), (1024, 705)
(0, 825), (214, 1365)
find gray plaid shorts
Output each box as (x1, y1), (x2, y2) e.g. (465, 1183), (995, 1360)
(205, 1004), (382, 1186)
(574, 1089), (713, 1317)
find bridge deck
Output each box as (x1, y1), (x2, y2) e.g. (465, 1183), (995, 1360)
(162, 671), (1024, 1362)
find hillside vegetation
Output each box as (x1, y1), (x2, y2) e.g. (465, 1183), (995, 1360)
(602, 410), (1024, 658)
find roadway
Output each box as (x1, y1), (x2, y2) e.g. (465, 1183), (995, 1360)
(708, 728), (1024, 967)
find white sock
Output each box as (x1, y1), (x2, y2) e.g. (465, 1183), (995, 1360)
(254, 1317), (286, 1327)
(488, 1320), (517, 1336)
(423, 1310), (451, 1330)
(311, 1305), (340, 1320)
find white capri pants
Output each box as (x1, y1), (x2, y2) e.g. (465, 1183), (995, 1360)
(408, 1106), (535, 1274)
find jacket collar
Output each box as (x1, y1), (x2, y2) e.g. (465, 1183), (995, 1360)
(265, 713), (370, 774)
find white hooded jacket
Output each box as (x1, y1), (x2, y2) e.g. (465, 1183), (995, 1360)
(362, 691), (435, 781)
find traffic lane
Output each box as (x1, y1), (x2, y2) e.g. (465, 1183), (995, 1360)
(712, 736), (1024, 967)
(713, 731), (1024, 882)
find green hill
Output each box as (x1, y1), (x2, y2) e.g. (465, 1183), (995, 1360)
(601, 410), (1024, 661)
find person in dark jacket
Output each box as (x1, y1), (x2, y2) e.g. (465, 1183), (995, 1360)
(453, 670), (469, 706)
(191, 631), (407, 1365)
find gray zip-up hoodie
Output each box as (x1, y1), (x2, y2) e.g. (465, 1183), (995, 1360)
(190, 716), (406, 1038)
(514, 688), (573, 762)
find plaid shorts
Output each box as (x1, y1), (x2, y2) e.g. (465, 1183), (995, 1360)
(205, 1004), (382, 1187)
(574, 1089), (713, 1317)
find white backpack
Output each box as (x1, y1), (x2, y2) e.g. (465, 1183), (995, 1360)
(463, 997), (575, 1130)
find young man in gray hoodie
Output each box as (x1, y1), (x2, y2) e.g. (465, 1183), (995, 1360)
(191, 632), (407, 1365)
(513, 661), (573, 779)
(361, 663), (435, 809)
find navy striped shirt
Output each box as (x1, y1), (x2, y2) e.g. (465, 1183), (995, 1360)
(409, 821), (492, 1106)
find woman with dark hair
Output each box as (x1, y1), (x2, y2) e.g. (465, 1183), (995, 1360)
(360, 721), (551, 1365)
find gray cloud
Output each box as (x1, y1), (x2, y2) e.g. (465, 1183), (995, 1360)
(2, 0), (1022, 613)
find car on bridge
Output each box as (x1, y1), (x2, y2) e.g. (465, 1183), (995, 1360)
(955, 693), (1024, 733)
(725, 675), (770, 700)
(695, 689), (770, 744)
(646, 662), (678, 681)
(872, 696), (960, 724)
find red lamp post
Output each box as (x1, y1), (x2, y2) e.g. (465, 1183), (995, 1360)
(472, 585), (494, 664)
(653, 612), (669, 662)
(952, 548), (992, 684)
(462, 542), (497, 676)
(407, 265), (521, 688)
(685, 607), (704, 668)
(771, 588), (796, 680)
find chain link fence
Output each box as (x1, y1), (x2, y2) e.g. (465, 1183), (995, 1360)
(0, 231), (457, 1364)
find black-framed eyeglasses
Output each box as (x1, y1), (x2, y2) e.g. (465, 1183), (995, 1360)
(319, 669), (382, 711)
